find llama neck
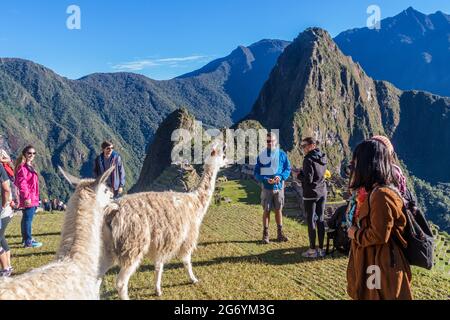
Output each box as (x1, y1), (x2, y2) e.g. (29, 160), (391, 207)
(195, 164), (219, 217)
(64, 190), (104, 277)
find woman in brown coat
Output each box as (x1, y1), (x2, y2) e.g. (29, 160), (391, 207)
(346, 139), (412, 300)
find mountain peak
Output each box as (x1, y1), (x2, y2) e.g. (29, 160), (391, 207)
(399, 6), (426, 19)
(304, 27), (331, 37)
(292, 27), (335, 51)
(248, 39), (291, 51)
(335, 7), (450, 97)
(405, 6), (418, 14)
(288, 27), (338, 61)
(131, 108), (198, 193)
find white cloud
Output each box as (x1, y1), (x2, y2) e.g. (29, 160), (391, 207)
(112, 55), (211, 72)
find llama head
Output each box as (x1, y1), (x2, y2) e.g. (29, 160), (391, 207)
(58, 166), (117, 274)
(204, 142), (229, 170)
(59, 166), (115, 207)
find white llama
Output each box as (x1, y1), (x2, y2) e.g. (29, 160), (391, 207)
(0, 166), (116, 300)
(105, 144), (228, 299)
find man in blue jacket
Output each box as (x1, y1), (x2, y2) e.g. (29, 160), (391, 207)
(254, 132), (291, 244)
(93, 141), (126, 198)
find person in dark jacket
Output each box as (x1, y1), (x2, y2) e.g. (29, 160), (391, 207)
(297, 137), (328, 258)
(42, 198), (52, 212)
(93, 141), (125, 198)
(51, 198), (58, 211)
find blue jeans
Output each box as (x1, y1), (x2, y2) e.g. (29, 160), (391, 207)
(21, 207), (37, 244)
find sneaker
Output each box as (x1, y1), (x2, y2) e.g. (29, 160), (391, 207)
(301, 248), (318, 258)
(317, 248), (326, 258)
(24, 240), (43, 248)
(0, 268), (12, 277)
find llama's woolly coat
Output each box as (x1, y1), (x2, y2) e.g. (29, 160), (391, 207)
(108, 166), (216, 266)
(105, 149), (226, 299)
(0, 169), (115, 300)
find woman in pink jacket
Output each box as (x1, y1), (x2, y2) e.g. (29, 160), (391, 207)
(14, 146), (42, 248)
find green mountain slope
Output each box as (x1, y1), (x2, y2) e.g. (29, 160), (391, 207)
(0, 58), (137, 201)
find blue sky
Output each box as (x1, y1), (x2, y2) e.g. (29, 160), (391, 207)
(0, 0), (448, 80)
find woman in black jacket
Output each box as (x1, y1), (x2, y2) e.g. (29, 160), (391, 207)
(298, 138), (328, 258)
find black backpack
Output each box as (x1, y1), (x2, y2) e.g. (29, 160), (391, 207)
(370, 186), (434, 270)
(326, 205), (351, 255)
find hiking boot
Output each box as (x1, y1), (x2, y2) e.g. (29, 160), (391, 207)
(301, 248), (318, 258)
(276, 227), (289, 242)
(262, 228), (270, 244)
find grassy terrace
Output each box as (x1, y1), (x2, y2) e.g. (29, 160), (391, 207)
(4, 180), (450, 300)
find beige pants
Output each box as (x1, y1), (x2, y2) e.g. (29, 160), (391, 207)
(261, 188), (285, 212)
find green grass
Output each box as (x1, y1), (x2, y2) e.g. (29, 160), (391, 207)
(219, 180), (261, 205)
(433, 228), (450, 275)
(4, 181), (450, 300)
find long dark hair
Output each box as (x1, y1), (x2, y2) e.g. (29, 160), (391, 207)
(14, 145), (35, 173)
(349, 139), (394, 192)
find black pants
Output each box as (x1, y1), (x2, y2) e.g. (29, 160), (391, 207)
(304, 196), (326, 249)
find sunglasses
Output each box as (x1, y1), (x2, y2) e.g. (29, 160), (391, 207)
(27, 152), (36, 155)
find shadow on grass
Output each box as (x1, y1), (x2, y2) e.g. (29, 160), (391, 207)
(134, 246), (339, 275)
(13, 251), (55, 258)
(102, 245), (345, 299)
(199, 240), (262, 246)
(236, 180), (261, 205)
(201, 246), (339, 266)
(101, 268), (194, 299)
(7, 232), (61, 240)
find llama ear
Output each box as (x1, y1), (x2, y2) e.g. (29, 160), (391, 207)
(96, 165), (116, 186)
(210, 141), (226, 157)
(58, 166), (81, 186)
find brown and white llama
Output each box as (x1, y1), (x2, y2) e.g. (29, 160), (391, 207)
(105, 144), (228, 299)
(0, 166), (116, 300)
